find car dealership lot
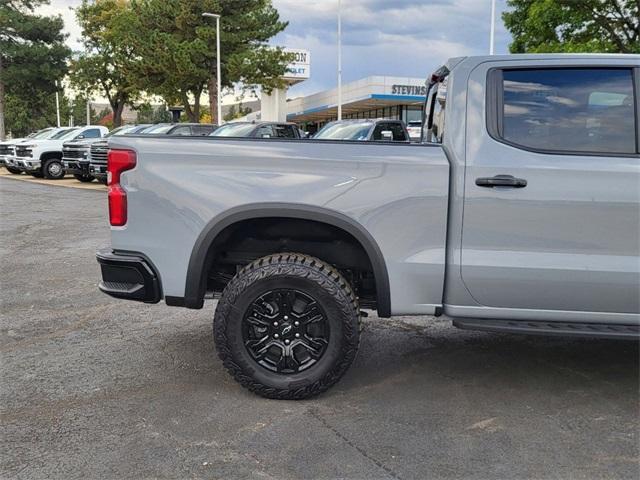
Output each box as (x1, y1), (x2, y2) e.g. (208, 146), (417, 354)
(1, 178), (638, 480)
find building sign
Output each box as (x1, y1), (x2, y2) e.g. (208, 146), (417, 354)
(283, 48), (311, 83)
(391, 84), (427, 96)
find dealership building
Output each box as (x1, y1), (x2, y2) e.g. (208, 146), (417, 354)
(286, 76), (427, 131)
(243, 75), (427, 133)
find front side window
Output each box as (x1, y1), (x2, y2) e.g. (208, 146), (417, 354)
(211, 123), (257, 137)
(81, 128), (102, 138)
(500, 68), (636, 155)
(170, 126), (192, 136)
(273, 125), (296, 138)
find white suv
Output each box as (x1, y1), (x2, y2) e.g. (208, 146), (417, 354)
(13, 125), (108, 179)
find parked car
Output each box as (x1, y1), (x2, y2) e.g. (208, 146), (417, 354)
(64, 125), (151, 183)
(144, 123), (217, 136)
(406, 120), (422, 141)
(89, 123), (198, 185)
(313, 119), (410, 142)
(97, 54), (640, 400)
(1, 128), (56, 174)
(210, 121), (304, 139)
(13, 126), (108, 179)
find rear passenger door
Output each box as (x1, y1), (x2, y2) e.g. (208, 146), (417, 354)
(461, 60), (640, 317)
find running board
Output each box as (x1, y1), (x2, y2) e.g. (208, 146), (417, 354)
(452, 318), (639, 340)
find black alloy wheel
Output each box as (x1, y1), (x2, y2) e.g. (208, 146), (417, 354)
(242, 288), (330, 374)
(214, 253), (361, 400)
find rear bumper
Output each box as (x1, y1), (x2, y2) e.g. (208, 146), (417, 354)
(96, 249), (161, 303)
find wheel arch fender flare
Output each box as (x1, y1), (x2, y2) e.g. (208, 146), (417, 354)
(182, 203), (391, 317)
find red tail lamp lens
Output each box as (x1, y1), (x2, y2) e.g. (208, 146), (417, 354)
(107, 149), (136, 226)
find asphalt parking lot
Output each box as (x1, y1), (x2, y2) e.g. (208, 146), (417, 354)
(1, 177), (639, 480)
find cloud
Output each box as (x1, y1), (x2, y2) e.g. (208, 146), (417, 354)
(35, 0), (513, 98)
(272, 0), (511, 96)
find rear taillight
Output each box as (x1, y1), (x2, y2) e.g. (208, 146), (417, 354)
(107, 149), (136, 226)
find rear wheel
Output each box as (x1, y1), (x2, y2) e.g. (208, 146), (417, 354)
(5, 166), (21, 174)
(214, 253), (360, 400)
(44, 158), (65, 179)
(74, 173), (94, 183)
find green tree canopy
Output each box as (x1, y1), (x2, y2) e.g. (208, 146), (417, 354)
(117, 0), (291, 123)
(0, 0), (70, 139)
(504, 0), (640, 53)
(69, 0), (142, 127)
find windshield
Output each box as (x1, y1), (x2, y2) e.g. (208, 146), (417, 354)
(313, 121), (373, 140)
(32, 129), (56, 139)
(210, 123), (256, 137)
(50, 128), (79, 140)
(105, 125), (133, 137)
(144, 124), (173, 134)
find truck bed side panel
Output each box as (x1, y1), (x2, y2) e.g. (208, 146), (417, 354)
(107, 137), (450, 315)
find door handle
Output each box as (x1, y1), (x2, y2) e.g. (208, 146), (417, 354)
(475, 175), (527, 188)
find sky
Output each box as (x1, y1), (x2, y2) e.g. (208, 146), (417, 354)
(37, 0), (512, 100)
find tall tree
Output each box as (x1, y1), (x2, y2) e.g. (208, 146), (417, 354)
(504, 0), (640, 53)
(119, 0), (291, 123)
(69, 0), (140, 127)
(0, 0), (70, 139)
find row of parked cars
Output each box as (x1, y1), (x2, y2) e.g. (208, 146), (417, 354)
(0, 118), (418, 183)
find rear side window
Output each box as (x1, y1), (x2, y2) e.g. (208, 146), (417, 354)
(497, 68), (636, 155)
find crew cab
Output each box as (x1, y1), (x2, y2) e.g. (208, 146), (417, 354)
(97, 54), (640, 400)
(211, 121), (304, 139)
(313, 119), (410, 142)
(14, 125), (108, 179)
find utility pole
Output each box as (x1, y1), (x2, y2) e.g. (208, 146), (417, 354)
(86, 96), (91, 125)
(337, 0), (342, 120)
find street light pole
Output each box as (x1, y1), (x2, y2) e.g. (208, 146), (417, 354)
(55, 80), (61, 128)
(489, 0), (496, 55)
(202, 12), (222, 125)
(337, 0), (342, 120)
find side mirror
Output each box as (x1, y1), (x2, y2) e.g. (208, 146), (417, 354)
(381, 130), (393, 141)
(76, 134), (85, 139)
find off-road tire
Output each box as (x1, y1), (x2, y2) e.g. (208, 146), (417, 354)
(5, 166), (21, 174)
(214, 253), (360, 400)
(43, 158), (64, 179)
(74, 174), (94, 183)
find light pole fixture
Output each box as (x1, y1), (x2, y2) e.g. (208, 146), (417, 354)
(202, 12), (222, 125)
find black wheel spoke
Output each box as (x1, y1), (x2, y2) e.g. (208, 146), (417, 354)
(298, 336), (328, 359)
(242, 288), (330, 374)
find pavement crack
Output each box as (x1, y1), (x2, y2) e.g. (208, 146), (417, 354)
(307, 407), (402, 480)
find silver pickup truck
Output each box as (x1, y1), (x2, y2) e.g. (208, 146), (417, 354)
(97, 54), (640, 399)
